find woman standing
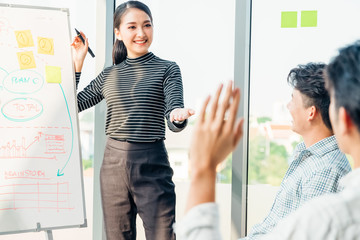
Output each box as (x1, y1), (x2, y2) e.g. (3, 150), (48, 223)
(71, 1), (194, 239)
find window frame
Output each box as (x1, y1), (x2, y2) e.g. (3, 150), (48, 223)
(232, 0), (252, 238)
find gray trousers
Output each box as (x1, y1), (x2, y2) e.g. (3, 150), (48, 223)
(100, 138), (176, 240)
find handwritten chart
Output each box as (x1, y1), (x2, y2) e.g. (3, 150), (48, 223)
(0, 4), (86, 235)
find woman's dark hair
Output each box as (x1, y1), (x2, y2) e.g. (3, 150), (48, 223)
(112, 1), (153, 65)
(287, 62), (332, 131)
(326, 41), (360, 132)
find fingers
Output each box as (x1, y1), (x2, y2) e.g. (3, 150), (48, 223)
(170, 108), (183, 122)
(71, 36), (79, 46)
(180, 109), (196, 120)
(71, 31), (89, 48)
(71, 36), (84, 49)
(214, 81), (233, 125)
(85, 38), (89, 48)
(208, 84), (223, 121)
(188, 109), (195, 116)
(171, 108), (196, 122)
(228, 88), (241, 127)
(80, 31), (86, 39)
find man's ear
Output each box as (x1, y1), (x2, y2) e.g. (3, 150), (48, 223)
(338, 107), (354, 135)
(114, 28), (121, 41)
(307, 106), (317, 121)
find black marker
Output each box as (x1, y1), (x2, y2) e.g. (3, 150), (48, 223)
(75, 28), (95, 58)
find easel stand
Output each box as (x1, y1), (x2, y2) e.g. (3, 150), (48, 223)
(45, 230), (53, 240)
(37, 223), (53, 240)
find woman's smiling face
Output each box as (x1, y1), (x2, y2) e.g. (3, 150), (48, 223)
(115, 8), (153, 59)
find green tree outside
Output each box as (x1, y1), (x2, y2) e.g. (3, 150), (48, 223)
(248, 135), (289, 186)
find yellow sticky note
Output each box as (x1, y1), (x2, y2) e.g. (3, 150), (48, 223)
(17, 51), (36, 69)
(45, 66), (62, 83)
(15, 30), (35, 48)
(38, 37), (54, 55)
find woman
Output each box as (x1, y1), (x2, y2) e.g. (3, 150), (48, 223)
(71, 1), (194, 239)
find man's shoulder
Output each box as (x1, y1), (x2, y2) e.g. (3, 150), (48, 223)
(295, 148), (350, 182)
(321, 147), (351, 172)
(306, 136), (350, 172)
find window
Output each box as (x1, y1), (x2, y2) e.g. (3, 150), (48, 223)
(247, 0), (360, 233)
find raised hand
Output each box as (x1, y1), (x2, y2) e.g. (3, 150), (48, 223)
(189, 81), (243, 172)
(70, 31), (89, 72)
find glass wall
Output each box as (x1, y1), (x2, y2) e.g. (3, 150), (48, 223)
(247, 0), (360, 233)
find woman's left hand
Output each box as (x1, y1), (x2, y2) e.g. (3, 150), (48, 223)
(170, 108), (195, 122)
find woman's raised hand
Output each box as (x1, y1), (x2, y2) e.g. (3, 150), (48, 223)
(71, 31), (89, 72)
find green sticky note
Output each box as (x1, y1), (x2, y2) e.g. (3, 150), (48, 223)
(45, 66), (62, 83)
(281, 11), (297, 28)
(301, 11), (317, 27)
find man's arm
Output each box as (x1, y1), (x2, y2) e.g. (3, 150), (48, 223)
(176, 203), (221, 240)
(176, 81), (244, 239)
(186, 81), (243, 212)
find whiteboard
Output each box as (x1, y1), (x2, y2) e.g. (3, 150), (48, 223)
(0, 4), (86, 234)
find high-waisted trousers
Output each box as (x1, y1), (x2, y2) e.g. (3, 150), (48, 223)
(100, 137), (176, 240)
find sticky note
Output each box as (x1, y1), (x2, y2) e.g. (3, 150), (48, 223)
(15, 30), (35, 48)
(17, 51), (36, 69)
(281, 11), (297, 28)
(301, 11), (317, 27)
(45, 66), (62, 83)
(38, 37), (54, 55)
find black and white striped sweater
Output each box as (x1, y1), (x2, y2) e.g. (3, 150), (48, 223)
(76, 52), (187, 142)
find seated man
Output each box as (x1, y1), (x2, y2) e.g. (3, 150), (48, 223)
(176, 40), (360, 239)
(246, 63), (351, 239)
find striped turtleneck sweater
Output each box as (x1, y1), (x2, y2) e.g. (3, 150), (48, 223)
(76, 52), (187, 142)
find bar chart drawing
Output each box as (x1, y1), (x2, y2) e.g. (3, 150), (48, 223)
(0, 132), (67, 160)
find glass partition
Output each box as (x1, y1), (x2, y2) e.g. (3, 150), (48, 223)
(247, 0), (360, 233)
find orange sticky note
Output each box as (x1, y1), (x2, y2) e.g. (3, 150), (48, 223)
(15, 30), (35, 48)
(17, 51), (36, 69)
(38, 37), (54, 55)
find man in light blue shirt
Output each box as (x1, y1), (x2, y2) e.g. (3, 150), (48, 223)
(246, 63), (351, 239)
(176, 41), (360, 240)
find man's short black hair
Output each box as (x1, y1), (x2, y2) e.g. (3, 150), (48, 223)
(287, 62), (332, 131)
(326, 41), (360, 132)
